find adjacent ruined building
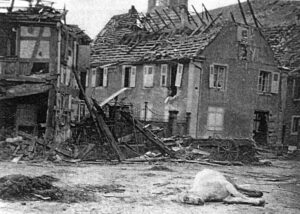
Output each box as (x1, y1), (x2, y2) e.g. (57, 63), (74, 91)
(0, 2), (91, 142)
(88, 0), (281, 145)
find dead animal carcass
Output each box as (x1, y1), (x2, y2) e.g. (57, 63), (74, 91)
(178, 169), (265, 206)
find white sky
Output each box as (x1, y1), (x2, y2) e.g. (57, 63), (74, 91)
(1, 0), (247, 38)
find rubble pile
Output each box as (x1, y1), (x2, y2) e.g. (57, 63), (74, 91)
(0, 135), (46, 162)
(0, 175), (62, 201)
(0, 174), (94, 202)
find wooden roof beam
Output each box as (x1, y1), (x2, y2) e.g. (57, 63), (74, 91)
(192, 5), (206, 26)
(162, 9), (176, 27)
(155, 9), (170, 29)
(238, 0), (248, 25)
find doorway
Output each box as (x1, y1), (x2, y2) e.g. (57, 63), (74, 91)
(253, 111), (269, 145)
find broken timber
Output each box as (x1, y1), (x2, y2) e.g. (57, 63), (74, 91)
(120, 111), (176, 158)
(72, 68), (125, 161)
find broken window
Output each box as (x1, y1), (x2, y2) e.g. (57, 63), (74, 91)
(122, 66), (136, 88)
(168, 63), (183, 97)
(291, 116), (300, 135)
(293, 77), (300, 100)
(209, 64), (227, 90)
(0, 27), (16, 56)
(207, 107), (224, 131)
(161, 64), (168, 87)
(31, 63), (49, 75)
(143, 65), (155, 88)
(258, 71), (272, 93)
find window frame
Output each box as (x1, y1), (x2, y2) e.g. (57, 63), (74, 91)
(292, 77), (300, 101)
(209, 63), (228, 91)
(257, 70), (272, 94)
(143, 65), (155, 88)
(207, 107), (225, 131)
(291, 115), (300, 135)
(122, 65), (136, 88)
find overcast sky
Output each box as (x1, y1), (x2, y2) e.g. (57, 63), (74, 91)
(1, 0), (247, 38)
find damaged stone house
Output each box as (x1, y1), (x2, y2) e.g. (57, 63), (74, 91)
(264, 23), (300, 148)
(87, 0), (281, 145)
(0, 4), (91, 142)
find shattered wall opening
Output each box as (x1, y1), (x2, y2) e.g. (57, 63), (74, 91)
(0, 92), (49, 139)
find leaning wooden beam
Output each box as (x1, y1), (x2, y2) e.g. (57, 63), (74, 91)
(171, 6), (181, 21)
(72, 68), (125, 161)
(192, 5), (206, 26)
(247, 0), (259, 28)
(238, 0), (248, 25)
(147, 13), (161, 31)
(190, 13), (222, 36)
(91, 99), (125, 161)
(155, 9), (170, 29)
(185, 7), (199, 27)
(202, 3), (213, 21)
(230, 12), (236, 23)
(162, 9), (176, 27)
(120, 111), (176, 158)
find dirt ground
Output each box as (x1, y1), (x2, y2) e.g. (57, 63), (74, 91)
(0, 159), (299, 214)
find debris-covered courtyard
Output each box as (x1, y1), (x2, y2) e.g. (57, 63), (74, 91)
(0, 159), (298, 214)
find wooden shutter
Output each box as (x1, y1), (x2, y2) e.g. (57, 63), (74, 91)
(161, 64), (168, 86)
(175, 64), (183, 87)
(148, 66), (154, 87)
(65, 68), (71, 85)
(209, 65), (215, 88)
(103, 67), (108, 87)
(85, 71), (89, 87)
(91, 68), (96, 87)
(130, 66), (136, 87)
(121, 66), (125, 87)
(271, 72), (280, 94)
(144, 66), (154, 88)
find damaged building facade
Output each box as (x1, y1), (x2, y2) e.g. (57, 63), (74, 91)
(0, 4), (91, 142)
(264, 23), (300, 148)
(88, 0), (281, 145)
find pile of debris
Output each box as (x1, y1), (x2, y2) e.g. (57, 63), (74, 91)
(0, 135), (47, 162)
(0, 174), (94, 202)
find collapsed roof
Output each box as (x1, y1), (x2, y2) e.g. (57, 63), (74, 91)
(91, 0), (300, 69)
(91, 6), (225, 66)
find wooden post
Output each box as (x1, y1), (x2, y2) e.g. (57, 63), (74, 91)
(169, 110), (179, 136)
(297, 122), (300, 149)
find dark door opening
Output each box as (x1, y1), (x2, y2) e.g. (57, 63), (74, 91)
(168, 64), (177, 97)
(253, 111), (269, 145)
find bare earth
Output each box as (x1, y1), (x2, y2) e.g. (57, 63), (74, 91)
(0, 160), (299, 214)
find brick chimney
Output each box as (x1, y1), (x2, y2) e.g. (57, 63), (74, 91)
(147, 0), (188, 13)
